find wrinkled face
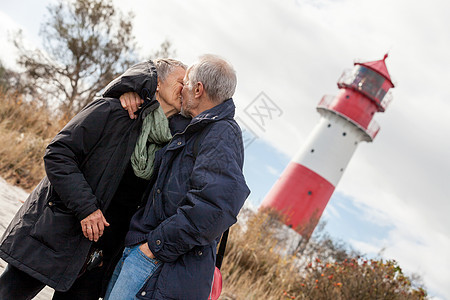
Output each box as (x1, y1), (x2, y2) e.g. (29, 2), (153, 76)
(180, 70), (201, 118)
(157, 66), (186, 112)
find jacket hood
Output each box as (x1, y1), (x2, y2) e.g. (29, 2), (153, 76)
(102, 60), (158, 101)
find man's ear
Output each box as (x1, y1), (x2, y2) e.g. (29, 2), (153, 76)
(156, 79), (161, 92)
(195, 82), (204, 98)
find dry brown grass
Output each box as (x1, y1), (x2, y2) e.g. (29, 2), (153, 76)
(220, 210), (303, 299)
(0, 91), (63, 190)
(220, 210), (427, 300)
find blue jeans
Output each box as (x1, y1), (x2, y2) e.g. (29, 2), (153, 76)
(104, 245), (161, 300)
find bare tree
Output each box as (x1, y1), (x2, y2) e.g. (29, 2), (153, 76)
(14, 0), (137, 116)
(0, 61), (9, 93)
(0, 60), (25, 96)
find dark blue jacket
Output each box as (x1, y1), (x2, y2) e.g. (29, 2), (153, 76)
(125, 99), (250, 299)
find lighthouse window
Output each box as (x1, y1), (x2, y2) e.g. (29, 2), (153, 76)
(342, 132), (347, 136)
(310, 149), (315, 153)
(307, 191), (312, 195)
(377, 88), (387, 101)
(327, 124), (331, 128)
(350, 65), (386, 101)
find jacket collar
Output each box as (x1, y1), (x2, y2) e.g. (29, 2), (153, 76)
(168, 113), (191, 135)
(166, 99), (236, 138)
(190, 98), (235, 125)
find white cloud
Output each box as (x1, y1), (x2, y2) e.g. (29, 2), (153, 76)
(322, 202), (340, 219)
(265, 165), (281, 176)
(0, 11), (21, 68)
(349, 239), (384, 256)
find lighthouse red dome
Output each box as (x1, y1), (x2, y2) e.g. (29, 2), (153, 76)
(355, 54), (394, 87)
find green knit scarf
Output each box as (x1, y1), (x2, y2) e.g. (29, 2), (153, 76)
(131, 105), (172, 180)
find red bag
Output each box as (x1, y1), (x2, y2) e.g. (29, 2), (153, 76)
(209, 266), (223, 300)
(208, 229), (229, 300)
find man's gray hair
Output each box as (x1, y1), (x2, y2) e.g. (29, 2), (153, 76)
(153, 58), (187, 82)
(188, 54), (237, 103)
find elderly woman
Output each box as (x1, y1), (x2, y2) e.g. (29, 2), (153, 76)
(0, 59), (187, 300)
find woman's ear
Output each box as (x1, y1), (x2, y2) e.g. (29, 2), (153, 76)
(156, 79), (161, 92)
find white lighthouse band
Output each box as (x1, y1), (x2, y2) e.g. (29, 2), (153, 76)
(292, 110), (367, 187)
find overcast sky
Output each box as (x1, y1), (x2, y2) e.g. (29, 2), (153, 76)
(1, 0), (449, 299)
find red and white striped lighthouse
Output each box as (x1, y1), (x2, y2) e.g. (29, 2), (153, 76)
(261, 55), (395, 238)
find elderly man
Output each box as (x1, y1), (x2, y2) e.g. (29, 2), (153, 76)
(105, 54), (250, 300)
(0, 59), (187, 300)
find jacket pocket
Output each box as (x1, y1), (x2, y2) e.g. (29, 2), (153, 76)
(149, 245), (215, 299)
(29, 204), (82, 253)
